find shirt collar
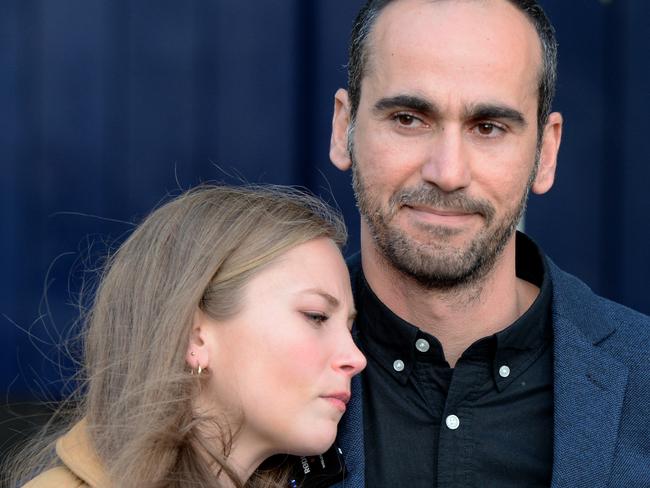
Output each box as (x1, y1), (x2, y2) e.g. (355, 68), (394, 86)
(356, 232), (552, 387)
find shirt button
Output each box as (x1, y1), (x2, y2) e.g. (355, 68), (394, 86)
(415, 338), (430, 352)
(445, 414), (460, 430)
(499, 365), (511, 378)
(393, 359), (405, 372)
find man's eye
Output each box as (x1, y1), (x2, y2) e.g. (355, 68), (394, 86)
(393, 113), (423, 128)
(475, 122), (504, 136)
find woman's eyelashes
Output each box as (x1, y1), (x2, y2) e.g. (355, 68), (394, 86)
(302, 311), (329, 327)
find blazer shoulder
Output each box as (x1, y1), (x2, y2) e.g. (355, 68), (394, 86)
(345, 252), (362, 277)
(549, 258), (650, 360)
(345, 252), (364, 294)
(22, 466), (86, 488)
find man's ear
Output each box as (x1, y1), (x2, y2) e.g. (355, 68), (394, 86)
(330, 88), (353, 172)
(531, 111), (563, 195)
(186, 310), (210, 370)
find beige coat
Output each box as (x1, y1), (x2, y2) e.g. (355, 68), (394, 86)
(23, 420), (110, 488)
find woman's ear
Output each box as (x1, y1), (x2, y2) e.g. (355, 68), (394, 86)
(329, 88), (353, 172)
(186, 310), (210, 371)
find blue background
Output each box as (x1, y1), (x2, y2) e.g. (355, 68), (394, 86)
(1, 0), (649, 401)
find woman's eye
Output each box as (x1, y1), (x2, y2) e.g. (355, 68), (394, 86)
(303, 312), (329, 326)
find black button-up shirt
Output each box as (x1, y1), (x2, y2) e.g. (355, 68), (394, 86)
(358, 234), (553, 487)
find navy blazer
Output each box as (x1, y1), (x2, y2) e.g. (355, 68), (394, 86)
(333, 251), (650, 487)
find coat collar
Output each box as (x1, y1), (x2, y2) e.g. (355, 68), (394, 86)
(339, 244), (628, 488)
(56, 419), (110, 488)
(547, 259), (628, 488)
(332, 374), (365, 488)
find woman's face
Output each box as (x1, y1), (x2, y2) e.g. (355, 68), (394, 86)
(196, 237), (366, 460)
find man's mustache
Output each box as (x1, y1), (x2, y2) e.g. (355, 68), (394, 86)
(388, 186), (495, 223)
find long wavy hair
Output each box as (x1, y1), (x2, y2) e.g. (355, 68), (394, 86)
(5, 184), (347, 487)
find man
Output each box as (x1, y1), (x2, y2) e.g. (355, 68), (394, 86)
(327, 0), (650, 486)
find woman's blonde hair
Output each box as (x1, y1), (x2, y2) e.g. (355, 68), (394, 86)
(6, 184), (347, 487)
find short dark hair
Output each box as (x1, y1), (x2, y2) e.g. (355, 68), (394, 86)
(347, 0), (558, 136)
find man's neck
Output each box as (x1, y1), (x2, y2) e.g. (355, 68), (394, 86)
(361, 235), (539, 367)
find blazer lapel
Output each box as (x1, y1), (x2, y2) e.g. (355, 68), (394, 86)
(551, 313), (628, 488)
(330, 373), (365, 488)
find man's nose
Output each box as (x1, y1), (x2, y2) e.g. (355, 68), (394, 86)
(420, 128), (471, 192)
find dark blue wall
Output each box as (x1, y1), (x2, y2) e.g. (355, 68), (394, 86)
(1, 0), (648, 399)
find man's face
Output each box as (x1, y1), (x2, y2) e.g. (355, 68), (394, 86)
(331, 0), (561, 288)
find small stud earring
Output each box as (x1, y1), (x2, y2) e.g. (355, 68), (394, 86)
(190, 351), (196, 356)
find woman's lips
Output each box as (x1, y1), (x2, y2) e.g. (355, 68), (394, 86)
(321, 392), (350, 413)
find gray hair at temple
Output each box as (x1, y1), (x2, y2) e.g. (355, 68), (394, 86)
(346, 0), (558, 139)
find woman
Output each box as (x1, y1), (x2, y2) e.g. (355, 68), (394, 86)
(7, 184), (366, 487)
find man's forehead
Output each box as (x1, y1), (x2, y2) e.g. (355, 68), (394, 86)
(365, 0), (543, 82)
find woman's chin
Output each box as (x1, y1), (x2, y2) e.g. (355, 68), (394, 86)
(288, 428), (337, 457)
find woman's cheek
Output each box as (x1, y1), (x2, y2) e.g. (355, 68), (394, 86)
(283, 340), (326, 375)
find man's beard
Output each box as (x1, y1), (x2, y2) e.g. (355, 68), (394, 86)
(350, 140), (537, 291)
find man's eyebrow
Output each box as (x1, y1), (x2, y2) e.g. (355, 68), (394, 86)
(373, 95), (436, 115)
(464, 103), (528, 127)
